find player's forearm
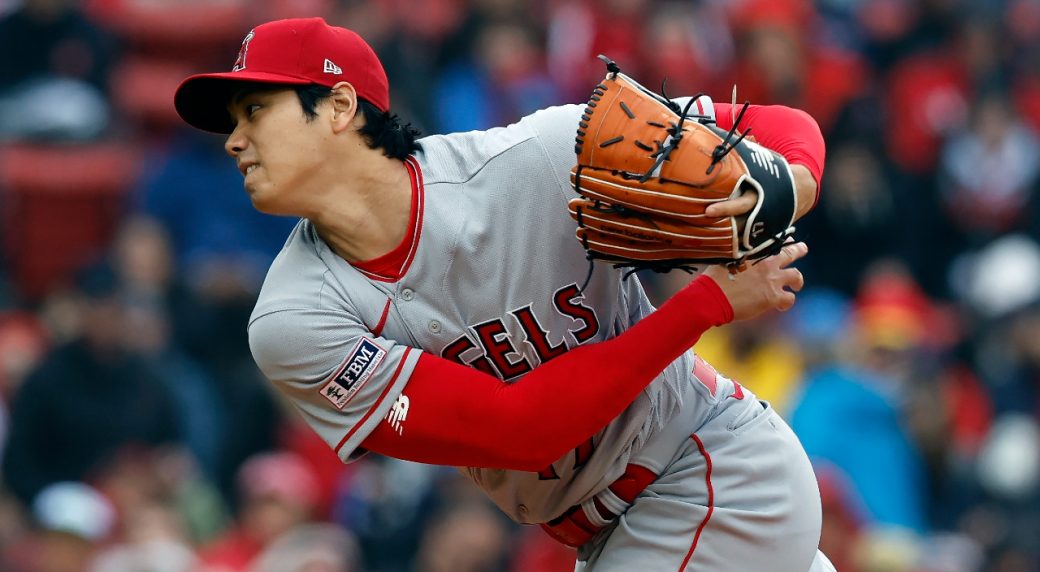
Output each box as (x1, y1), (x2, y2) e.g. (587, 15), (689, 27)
(791, 164), (817, 221)
(362, 275), (733, 471)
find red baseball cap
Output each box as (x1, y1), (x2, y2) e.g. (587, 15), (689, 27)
(175, 17), (389, 134)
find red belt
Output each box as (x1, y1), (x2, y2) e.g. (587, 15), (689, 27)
(541, 463), (658, 548)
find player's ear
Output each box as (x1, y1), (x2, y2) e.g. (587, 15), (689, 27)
(329, 82), (358, 133)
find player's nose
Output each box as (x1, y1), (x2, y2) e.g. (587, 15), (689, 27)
(225, 127), (248, 158)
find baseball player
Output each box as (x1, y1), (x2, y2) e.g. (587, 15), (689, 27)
(174, 17), (835, 571)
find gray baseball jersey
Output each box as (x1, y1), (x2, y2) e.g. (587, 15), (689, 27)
(249, 98), (719, 523)
(248, 99), (834, 571)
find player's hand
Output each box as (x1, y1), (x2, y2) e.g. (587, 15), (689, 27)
(702, 241), (807, 321)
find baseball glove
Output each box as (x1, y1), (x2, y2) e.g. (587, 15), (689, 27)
(568, 56), (798, 272)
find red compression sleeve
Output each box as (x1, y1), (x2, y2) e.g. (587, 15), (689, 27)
(715, 103), (826, 209)
(362, 275), (733, 471)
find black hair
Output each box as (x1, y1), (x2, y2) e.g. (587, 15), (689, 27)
(294, 84), (422, 160)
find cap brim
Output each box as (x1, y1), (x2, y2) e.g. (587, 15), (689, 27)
(174, 71), (314, 134)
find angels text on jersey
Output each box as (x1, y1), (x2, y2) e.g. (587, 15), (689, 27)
(440, 283), (600, 381)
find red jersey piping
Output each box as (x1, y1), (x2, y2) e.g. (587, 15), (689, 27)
(353, 156), (425, 282)
(680, 434), (715, 570)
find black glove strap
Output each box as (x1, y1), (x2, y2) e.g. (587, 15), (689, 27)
(732, 138), (796, 254)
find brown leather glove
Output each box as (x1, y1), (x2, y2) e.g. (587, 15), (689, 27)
(568, 56), (798, 271)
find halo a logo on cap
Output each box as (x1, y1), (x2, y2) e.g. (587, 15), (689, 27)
(232, 30), (255, 72)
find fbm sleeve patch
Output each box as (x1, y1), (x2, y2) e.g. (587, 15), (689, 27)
(320, 338), (388, 410)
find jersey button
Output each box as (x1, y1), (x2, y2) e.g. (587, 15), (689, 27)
(400, 288), (415, 301)
(428, 320), (442, 334)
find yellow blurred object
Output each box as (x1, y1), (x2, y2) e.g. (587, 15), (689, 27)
(854, 305), (926, 351)
(852, 527), (921, 572)
(693, 327), (805, 415)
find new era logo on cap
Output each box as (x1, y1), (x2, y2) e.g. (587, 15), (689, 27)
(323, 58), (342, 75)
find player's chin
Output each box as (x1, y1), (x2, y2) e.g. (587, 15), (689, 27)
(244, 185), (274, 213)
(248, 191), (293, 217)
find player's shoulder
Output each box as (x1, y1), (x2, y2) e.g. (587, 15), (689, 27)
(249, 219), (356, 324)
(414, 104), (584, 184)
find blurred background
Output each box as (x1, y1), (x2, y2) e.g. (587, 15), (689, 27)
(0, 0), (1038, 570)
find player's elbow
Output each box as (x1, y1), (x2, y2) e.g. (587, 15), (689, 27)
(795, 108), (826, 154)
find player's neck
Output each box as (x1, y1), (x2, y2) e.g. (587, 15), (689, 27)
(308, 152), (412, 263)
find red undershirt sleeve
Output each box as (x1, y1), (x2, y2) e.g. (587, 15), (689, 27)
(714, 102), (826, 210)
(362, 274), (733, 471)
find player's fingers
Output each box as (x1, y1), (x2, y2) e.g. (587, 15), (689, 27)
(777, 241), (808, 266)
(775, 289), (797, 312)
(785, 267), (805, 293)
(704, 190), (758, 217)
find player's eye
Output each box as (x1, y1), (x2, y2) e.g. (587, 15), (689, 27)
(245, 104), (262, 117)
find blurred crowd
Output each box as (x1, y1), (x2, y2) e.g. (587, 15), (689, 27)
(0, 0), (1038, 570)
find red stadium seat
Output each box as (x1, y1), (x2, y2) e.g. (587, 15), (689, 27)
(0, 143), (141, 300)
(85, 0), (249, 60)
(111, 56), (197, 132)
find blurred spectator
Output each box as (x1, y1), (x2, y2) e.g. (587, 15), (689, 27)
(89, 445), (229, 548)
(112, 216), (224, 478)
(276, 417), (356, 521)
(413, 501), (509, 572)
(0, 312), (48, 397)
(790, 265), (933, 532)
(546, 0), (652, 102)
(199, 452), (320, 571)
(639, 2), (730, 98)
(90, 498), (199, 572)
(952, 234), (1040, 322)
(250, 523), (362, 572)
(939, 93), (1040, 243)
(883, 43), (968, 176)
(334, 457), (444, 572)
(0, 0), (118, 141)
(797, 140), (900, 295)
(0, 312), (48, 463)
(359, 0), (464, 131)
(5, 481), (115, 572)
(1, 264), (180, 506)
(723, 3), (867, 134)
(121, 298), (223, 474)
(976, 414), (1040, 503)
(434, 21), (559, 132)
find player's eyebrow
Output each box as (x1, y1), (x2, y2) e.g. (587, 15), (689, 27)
(227, 85), (275, 114)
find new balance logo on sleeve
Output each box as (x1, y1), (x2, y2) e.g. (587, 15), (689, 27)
(386, 394), (409, 435)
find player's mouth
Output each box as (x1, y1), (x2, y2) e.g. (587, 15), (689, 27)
(239, 161), (259, 177)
